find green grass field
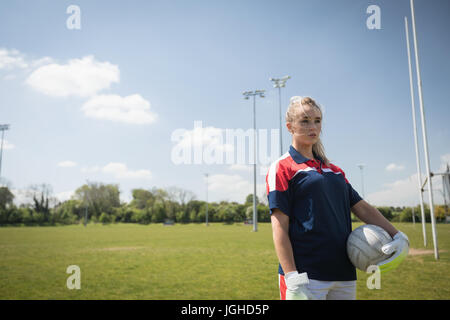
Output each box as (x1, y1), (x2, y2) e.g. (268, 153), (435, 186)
(0, 222), (448, 300)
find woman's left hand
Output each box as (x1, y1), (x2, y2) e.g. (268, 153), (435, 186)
(376, 231), (410, 273)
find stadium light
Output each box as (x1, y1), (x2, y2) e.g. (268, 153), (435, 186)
(0, 124), (10, 186)
(270, 76), (291, 156)
(243, 90), (265, 232)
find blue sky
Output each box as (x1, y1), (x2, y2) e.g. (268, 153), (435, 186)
(1, 0), (449, 206)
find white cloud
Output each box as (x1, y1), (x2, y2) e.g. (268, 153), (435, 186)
(367, 153), (450, 206)
(26, 55), (119, 97)
(0, 48), (28, 69)
(229, 164), (269, 177)
(102, 162), (152, 180)
(81, 94), (157, 125)
(386, 163), (405, 171)
(80, 163), (152, 180)
(30, 56), (54, 68)
(54, 190), (75, 202)
(207, 173), (266, 203)
(57, 161), (77, 168)
(438, 153), (450, 172)
(81, 165), (101, 173)
(229, 164), (253, 172)
(366, 173), (424, 207)
(11, 189), (33, 207)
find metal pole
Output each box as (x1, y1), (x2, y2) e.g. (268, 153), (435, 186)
(278, 86), (283, 156)
(0, 129), (4, 184)
(410, 0), (439, 259)
(357, 164), (365, 199)
(253, 95), (258, 232)
(84, 180), (89, 227)
(361, 167), (364, 199)
(84, 205), (88, 227)
(243, 90), (264, 232)
(205, 173), (209, 226)
(405, 16), (427, 246)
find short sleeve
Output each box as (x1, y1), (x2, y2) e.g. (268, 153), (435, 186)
(347, 182), (363, 208)
(266, 161), (291, 216)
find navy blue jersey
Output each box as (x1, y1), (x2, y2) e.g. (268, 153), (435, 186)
(266, 145), (363, 281)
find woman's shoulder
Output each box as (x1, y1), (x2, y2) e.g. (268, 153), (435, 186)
(266, 152), (298, 177)
(324, 161), (345, 174)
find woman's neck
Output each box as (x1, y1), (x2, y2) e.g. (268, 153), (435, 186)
(292, 141), (314, 160)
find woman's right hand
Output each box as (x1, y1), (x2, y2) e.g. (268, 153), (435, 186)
(285, 271), (316, 300)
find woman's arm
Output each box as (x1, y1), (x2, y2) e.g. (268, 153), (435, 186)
(351, 200), (398, 237)
(271, 208), (297, 274)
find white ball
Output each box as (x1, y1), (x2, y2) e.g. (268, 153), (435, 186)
(347, 224), (394, 271)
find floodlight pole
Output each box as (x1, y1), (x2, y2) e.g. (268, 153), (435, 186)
(270, 76), (291, 156)
(405, 16), (427, 246)
(410, 0), (439, 259)
(0, 124), (11, 186)
(243, 90), (265, 232)
(205, 173), (209, 226)
(84, 180), (89, 227)
(357, 164), (365, 199)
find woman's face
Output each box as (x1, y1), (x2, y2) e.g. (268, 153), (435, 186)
(287, 103), (322, 147)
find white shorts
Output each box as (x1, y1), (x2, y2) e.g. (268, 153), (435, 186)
(279, 274), (357, 300)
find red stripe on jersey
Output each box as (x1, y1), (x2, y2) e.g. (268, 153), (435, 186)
(267, 156), (317, 193)
(279, 274), (287, 300)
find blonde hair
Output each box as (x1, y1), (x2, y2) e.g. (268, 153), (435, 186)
(286, 96), (330, 166)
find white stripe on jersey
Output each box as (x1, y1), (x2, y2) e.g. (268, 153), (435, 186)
(322, 168), (343, 175)
(267, 152), (290, 192)
(292, 166), (317, 179)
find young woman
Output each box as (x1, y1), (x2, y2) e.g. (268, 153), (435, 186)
(266, 96), (409, 300)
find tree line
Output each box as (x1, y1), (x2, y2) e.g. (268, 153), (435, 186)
(0, 183), (271, 226)
(0, 183), (447, 226)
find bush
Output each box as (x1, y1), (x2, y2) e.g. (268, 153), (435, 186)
(217, 206), (233, 224)
(176, 210), (189, 223)
(197, 205), (206, 223)
(189, 209), (198, 223)
(150, 201), (166, 223)
(399, 208), (420, 223)
(115, 207), (134, 223)
(7, 207), (22, 224)
(22, 208), (34, 225)
(129, 209), (151, 224)
(99, 212), (112, 224)
(257, 204), (270, 222)
(376, 207), (393, 221)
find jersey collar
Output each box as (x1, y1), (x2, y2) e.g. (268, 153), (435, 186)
(289, 145), (320, 164)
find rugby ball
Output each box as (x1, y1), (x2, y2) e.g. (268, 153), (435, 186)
(347, 224), (394, 271)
